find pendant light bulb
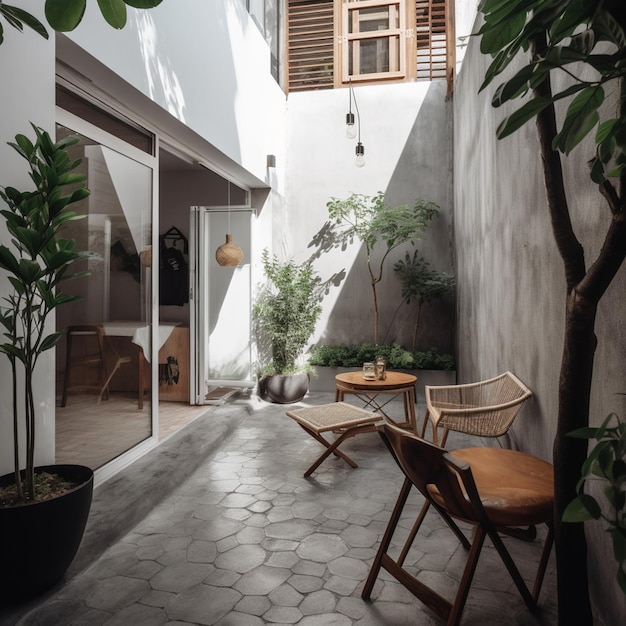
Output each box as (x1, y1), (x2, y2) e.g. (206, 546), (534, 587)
(346, 112), (356, 139)
(215, 180), (243, 266)
(355, 142), (365, 168)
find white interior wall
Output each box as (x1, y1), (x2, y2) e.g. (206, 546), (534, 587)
(0, 10), (57, 475)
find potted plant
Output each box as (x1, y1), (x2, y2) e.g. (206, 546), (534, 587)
(0, 125), (94, 602)
(254, 249), (322, 403)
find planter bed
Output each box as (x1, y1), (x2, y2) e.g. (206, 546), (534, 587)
(309, 367), (456, 394)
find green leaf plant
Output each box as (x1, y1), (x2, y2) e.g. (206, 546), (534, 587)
(0, 125), (89, 503)
(563, 413), (626, 595)
(393, 250), (455, 353)
(253, 249), (323, 376)
(0, 0), (163, 43)
(325, 192), (439, 345)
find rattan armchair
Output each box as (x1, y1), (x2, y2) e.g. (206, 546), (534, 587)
(421, 371), (532, 446)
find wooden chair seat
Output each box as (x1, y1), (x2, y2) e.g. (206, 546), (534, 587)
(429, 447), (554, 528)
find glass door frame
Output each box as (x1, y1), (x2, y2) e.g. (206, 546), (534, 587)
(189, 206), (256, 405)
(56, 107), (160, 485)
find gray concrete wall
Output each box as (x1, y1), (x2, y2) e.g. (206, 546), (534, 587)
(454, 17), (626, 625)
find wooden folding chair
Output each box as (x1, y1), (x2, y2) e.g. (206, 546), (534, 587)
(362, 423), (554, 626)
(61, 325), (109, 407)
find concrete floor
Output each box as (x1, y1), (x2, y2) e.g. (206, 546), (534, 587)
(2, 391), (558, 625)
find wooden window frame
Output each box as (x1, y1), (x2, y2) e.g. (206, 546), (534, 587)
(336, 0), (416, 86)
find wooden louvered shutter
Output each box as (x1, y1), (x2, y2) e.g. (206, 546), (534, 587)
(415, 0), (451, 81)
(287, 0), (335, 92)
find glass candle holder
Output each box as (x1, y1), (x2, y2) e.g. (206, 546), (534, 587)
(362, 362), (376, 380)
(375, 357), (387, 380)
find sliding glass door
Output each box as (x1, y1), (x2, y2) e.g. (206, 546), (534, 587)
(55, 107), (157, 474)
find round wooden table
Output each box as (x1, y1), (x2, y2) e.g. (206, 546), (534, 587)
(334, 371), (418, 433)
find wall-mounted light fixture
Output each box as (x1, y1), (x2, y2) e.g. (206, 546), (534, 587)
(346, 79), (365, 168)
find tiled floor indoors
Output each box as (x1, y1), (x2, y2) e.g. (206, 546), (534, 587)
(2, 391), (558, 625)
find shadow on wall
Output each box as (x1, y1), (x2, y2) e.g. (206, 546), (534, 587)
(305, 81), (455, 352)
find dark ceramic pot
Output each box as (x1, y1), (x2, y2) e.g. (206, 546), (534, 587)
(0, 464), (94, 604)
(258, 372), (310, 404)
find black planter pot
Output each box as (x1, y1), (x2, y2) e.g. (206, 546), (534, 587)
(258, 372), (310, 403)
(0, 464), (94, 604)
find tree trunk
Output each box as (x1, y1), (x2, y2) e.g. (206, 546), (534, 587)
(553, 290), (596, 625)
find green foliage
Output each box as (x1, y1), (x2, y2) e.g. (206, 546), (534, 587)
(478, 0), (626, 183)
(0, 125), (89, 502)
(325, 192), (440, 344)
(0, 0), (163, 42)
(253, 249), (323, 376)
(394, 251), (455, 305)
(308, 343), (455, 371)
(393, 250), (455, 352)
(563, 413), (626, 595)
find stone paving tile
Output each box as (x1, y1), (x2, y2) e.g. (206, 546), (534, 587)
(10, 392), (558, 626)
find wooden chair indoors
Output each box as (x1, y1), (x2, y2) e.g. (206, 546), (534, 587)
(421, 371), (533, 446)
(362, 423), (554, 626)
(61, 325), (109, 407)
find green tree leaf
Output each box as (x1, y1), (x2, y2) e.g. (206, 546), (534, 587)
(97, 0), (127, 29)
(124, 0), (163, 8)
(45, 0), (86, 32)
(563, 496), (595, 522)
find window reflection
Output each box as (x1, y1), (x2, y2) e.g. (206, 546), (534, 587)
(55, 124), (153, 470)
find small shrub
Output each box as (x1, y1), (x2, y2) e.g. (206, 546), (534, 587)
(308, 344), (455, 370)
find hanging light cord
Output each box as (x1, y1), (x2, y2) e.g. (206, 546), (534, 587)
(227, 180), (231, 233)
(349, 79), (361, 144)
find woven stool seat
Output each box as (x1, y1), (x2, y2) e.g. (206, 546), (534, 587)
(286, 402), (383, 476)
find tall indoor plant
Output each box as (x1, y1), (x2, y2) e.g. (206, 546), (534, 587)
(0, 125), (93, 600)
(254, 249), (322, 403)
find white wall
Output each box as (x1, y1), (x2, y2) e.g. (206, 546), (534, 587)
(285, 82), (455, 352)
(64, 0), (286, 188)
(0, 8), (57, 475)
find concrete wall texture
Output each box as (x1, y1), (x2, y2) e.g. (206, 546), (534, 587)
(286, 82), (455, 353)
(454, 15), (626, 625)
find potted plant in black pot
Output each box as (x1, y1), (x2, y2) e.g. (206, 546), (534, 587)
(254, 249), (323, 403)
(0, 125), (94, 603)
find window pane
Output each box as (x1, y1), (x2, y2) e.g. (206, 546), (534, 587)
(348, 6), (399, 34)
(349, 36), (400, 75)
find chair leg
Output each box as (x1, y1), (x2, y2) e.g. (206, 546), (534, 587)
(362, 477), (413, 600)
(448, 526), (487, 626)
(532, 522), (554, 603)
(420, 409), (430, 438)
(297, 423), (364, 477)
(486, 526), (536, 608)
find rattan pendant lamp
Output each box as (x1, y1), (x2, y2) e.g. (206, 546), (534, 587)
(215, 180), (243, 267)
